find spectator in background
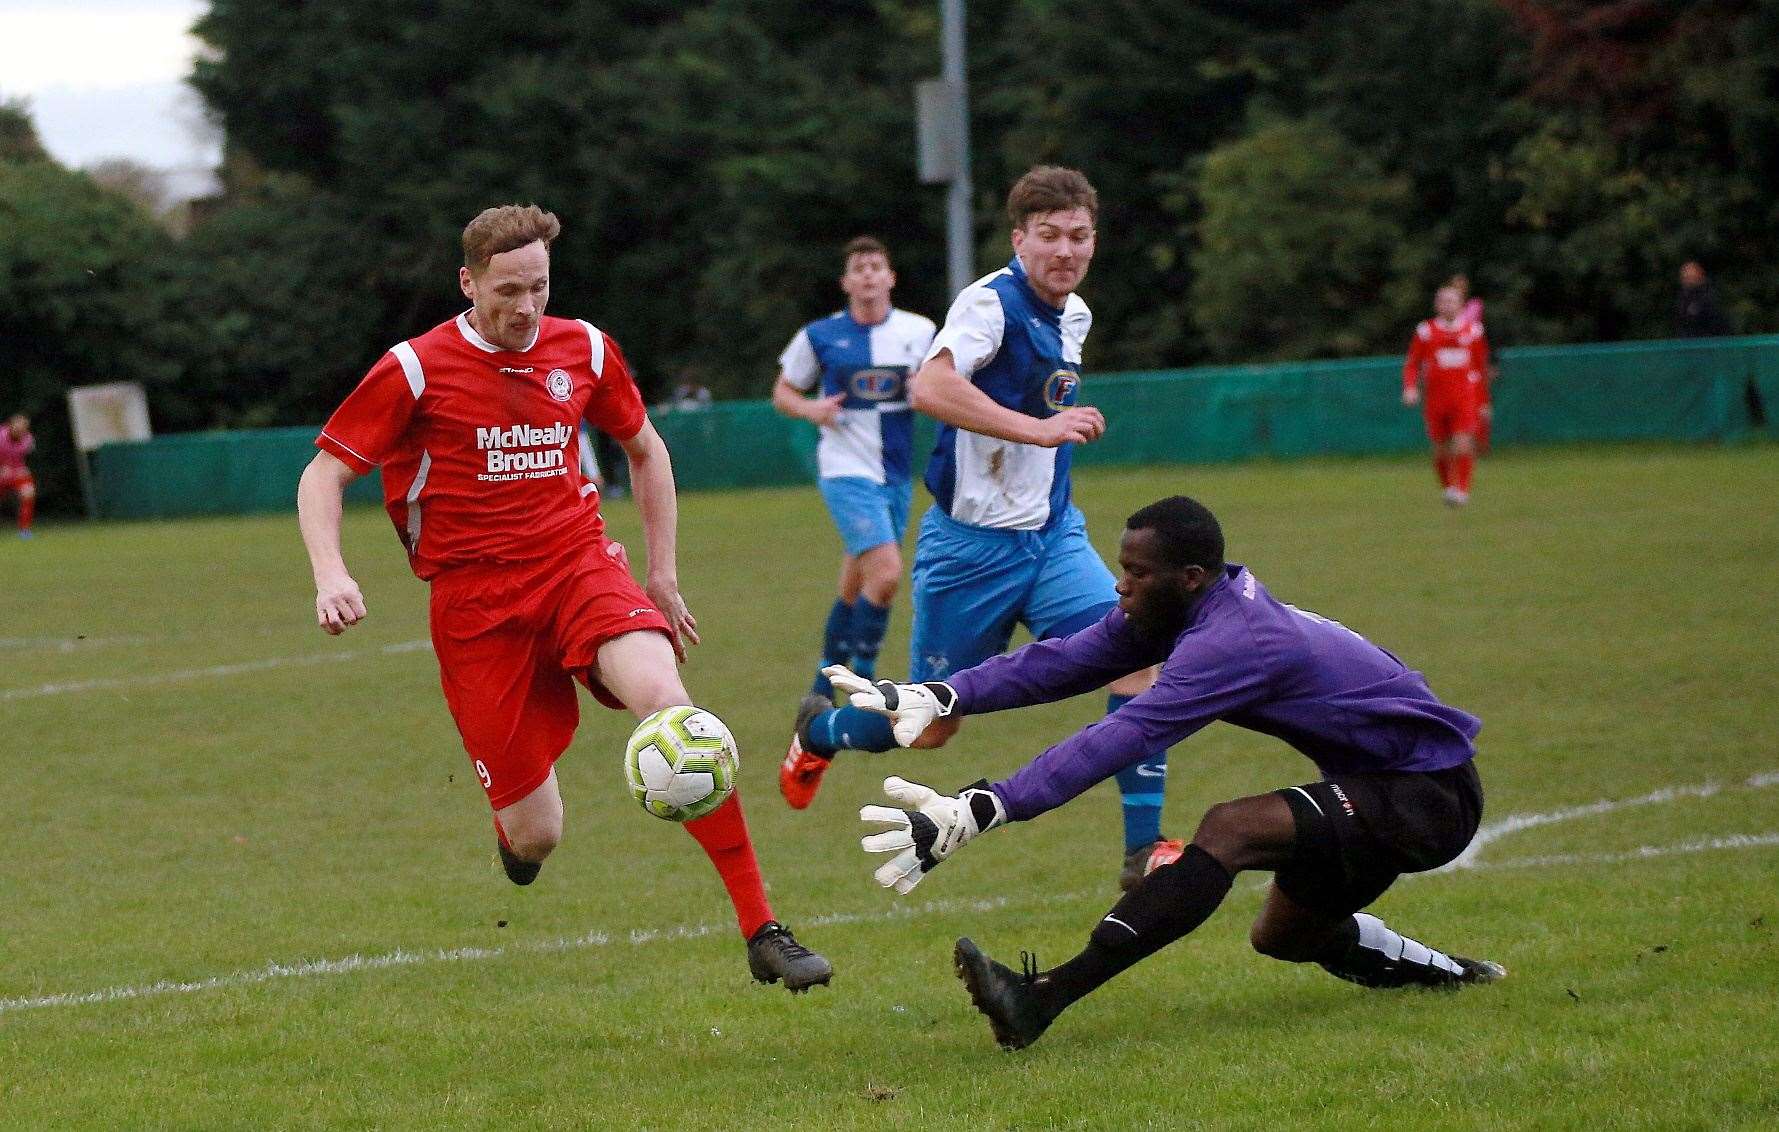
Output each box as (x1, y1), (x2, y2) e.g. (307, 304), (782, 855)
(1403, 286), (1490, 507)
(1, 413), (36, 539)
(593, 426), (629, 498)
(666, 378), (713, 412)
(577, 423), (606, 495)
(1675, 261), (1733, 338)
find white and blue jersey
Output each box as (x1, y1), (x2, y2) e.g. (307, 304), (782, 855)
(778, 308), (936, 485)
(922, 256), (1092, 531)
(907, 257), (1114, 682)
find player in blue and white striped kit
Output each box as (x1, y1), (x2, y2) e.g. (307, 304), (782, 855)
(779, 170), (1177, 884)
(773, 237), (935, 806)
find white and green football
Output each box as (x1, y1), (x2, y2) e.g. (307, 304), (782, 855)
(623, 705), (739, 822)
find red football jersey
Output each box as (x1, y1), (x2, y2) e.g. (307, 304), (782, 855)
(317, 312), (646, 579)
(1403, 317), (1490, 402)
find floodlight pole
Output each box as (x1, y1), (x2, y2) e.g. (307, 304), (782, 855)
(941, 0), (973, 300)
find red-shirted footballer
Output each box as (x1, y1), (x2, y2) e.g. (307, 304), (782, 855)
(1402, 285), (1491, 506)
(297, 204), (830, 992)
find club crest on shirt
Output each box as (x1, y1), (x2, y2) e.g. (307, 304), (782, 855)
(546, 369), (573, 401)
(1044, 368), (1080, 410)
(849, 366), (905, 402)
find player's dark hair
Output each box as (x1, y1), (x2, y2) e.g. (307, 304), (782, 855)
(1007, 166), (1098, 228)
(844, 235), (890, 268)
(462, 204), (561, 273)
(1126, 496), (1224, 574)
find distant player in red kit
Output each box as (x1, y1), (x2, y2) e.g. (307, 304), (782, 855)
(0, 414), (35, 539)
(297, 204), (831, 992)
(1402, 286), (1490, 506)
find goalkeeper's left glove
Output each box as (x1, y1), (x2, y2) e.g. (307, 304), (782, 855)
(824, 665), (958, 747)
(859, 776), (1007, 894)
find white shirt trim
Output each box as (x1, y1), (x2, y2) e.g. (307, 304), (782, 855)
(389, 341), (425, 399)
(405, 450), (432, 553)
(576, 319), (607, 378)
(319, 431), (374, 467)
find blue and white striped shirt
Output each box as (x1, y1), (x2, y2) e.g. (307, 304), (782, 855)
(922, 257), (1092, 530)
(779, 308), (936, 484)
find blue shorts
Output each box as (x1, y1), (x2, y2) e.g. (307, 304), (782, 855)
(909, 504), (1118, 681)
(819, 476), (912, 558)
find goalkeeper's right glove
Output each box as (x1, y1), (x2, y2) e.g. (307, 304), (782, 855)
(823, 665), (958, 747)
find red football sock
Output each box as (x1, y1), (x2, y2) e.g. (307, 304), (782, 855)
(1454, 454), (1475, 493)
(684, 791), (773, 938)
(1434, 455), (1452, 488)
(17, 490), (33, 532)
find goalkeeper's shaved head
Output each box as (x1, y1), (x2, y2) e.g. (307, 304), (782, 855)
(1125, 496), (1225, 575)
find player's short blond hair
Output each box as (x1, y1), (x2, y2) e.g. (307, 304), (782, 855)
(462, 205), (561, 274)
(1006, 166), (1098, 228)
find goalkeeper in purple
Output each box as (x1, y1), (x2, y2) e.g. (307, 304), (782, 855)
(836, 495), (1505, 1050)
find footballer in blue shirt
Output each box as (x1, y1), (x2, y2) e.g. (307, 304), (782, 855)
(773, 237), (935, 790)
(780, 169), (1179, 887)
(832, 496), (1505, 1050)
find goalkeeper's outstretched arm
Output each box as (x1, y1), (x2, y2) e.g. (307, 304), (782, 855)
(828, 610), (1167, 746)
(944, 611), (1167, 716)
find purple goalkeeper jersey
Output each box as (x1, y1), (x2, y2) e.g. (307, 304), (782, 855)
(946, 564), (1481, 822)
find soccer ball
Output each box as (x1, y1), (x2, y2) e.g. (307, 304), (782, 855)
(623, 705), (739, 822)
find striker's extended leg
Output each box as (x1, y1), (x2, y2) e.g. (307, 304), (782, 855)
(597, 629), (833, 992)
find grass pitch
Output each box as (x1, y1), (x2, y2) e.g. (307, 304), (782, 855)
(4, 443), (1777, 1129)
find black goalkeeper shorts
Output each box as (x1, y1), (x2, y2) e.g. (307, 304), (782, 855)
(1272, 760), (1483, 918)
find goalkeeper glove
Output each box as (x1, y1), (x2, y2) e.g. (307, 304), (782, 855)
(859, 776), (1007, 894)
(824, 665), (958, 747)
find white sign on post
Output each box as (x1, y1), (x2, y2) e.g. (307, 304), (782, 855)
(66, 382), (153, 516)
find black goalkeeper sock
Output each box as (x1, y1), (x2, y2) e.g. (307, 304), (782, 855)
(1317, 912), (1469, 988)
(1032, 844), (1234, 1018)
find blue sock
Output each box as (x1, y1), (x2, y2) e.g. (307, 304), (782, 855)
(806, 705), (898, 756)
(1109, 693), (1168, 853)
(813, 598), (855, 698)
(849, 596), (891, 680)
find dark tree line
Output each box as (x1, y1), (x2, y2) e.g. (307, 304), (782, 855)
(5, 1), (1778, 512)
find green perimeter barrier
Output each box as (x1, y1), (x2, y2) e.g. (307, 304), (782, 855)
(89, 427), (384, 519)
(92, 336), (1779, 519)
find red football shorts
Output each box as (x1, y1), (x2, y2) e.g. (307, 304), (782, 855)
(1422, 390), (1480, 445)
(428, 539), (672, 809)
(0, 469), (32, 495)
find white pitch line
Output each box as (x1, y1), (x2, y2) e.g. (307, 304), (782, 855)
(9, 771), (1779, 1016)
(0, 890), (1068, 1016)
(1440, 779), (1735, 873)
(1476, 833), (1779, 872)
(0, 640), (433, 702)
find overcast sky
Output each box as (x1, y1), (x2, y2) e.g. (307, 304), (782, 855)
(1, 0), (219, 173)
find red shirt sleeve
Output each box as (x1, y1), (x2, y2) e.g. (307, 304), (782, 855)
(1403, 323), (1429, 392)
(585, 334), (648, 442)
(316, 351), (420, 473)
